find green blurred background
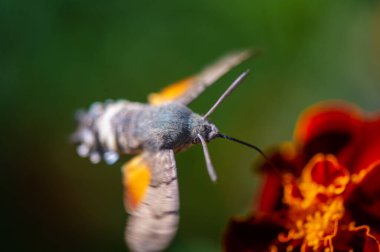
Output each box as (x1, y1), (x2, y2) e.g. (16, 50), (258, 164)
(1, 0), (380, 251)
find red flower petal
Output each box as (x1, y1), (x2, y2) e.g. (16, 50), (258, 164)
(257, 173), (284, 212)
(309, 154), (348, 189)
(346, 163), (380, 229)
(224, 214), (286, 252)
(351, 118), (380, 174)
(294, 101), (363, 161)
(224, 101), (380, 252)
(331, 224), (380, 252)
(257, 143), (302, 211)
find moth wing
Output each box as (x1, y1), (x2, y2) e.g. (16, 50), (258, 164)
(122, 154), (151, 212)
(122, 150), (179, 252)
(148, 49), (253, 105)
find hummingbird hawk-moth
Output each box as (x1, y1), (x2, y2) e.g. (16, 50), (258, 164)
(72, 50), (262, 252)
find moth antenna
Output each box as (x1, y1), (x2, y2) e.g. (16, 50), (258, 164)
(203, 69), (250, 119)
(217, 133), (280, 174)
(197, 134), (217, 182)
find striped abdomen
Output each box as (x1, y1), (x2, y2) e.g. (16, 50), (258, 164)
(72, 100), (147, 164)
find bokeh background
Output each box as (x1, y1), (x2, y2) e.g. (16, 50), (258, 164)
(1, 0), (380, 251)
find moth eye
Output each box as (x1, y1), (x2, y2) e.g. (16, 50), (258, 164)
(201, 125), (208, 133)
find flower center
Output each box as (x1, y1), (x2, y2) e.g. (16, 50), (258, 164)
(278, 154), (349, 251)
(296, 199), (344, 250)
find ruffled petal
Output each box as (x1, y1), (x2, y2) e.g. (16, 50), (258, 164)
(303, 154), (349, 196)
(224, 101), (380, 252)
(294, 101), (363, 161)
(331, 224), (380, 252)
(346, 163), (380, 230)
(350, 118), (380, 174)
(257, 143), (303, 211)
(257, 172), (284, 212)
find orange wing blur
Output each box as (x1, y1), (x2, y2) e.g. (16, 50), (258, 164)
(122, 155), (151, 212)
(148, 49), (253, 106)
(123, 150), (179, 252)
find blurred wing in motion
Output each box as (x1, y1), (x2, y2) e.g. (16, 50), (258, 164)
(122, 150), (179, 252)
(148, 49), (253, 105)
(122, 155), (151, 212)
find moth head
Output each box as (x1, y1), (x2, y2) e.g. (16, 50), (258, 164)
(190, 70), (250, 183)
(192, 119), (219, 144)
(191, 70), (276, 183)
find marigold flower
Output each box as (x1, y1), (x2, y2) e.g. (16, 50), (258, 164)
(224, 101), (380, 252)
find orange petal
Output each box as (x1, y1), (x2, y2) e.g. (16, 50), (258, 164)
(283, 174), (304, 207)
